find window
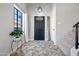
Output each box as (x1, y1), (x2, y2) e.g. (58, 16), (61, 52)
(14, 7), (22, 31)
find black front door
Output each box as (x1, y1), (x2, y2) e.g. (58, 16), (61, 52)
(34, 16), (45, 40)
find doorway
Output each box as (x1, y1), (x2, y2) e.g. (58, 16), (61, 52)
(34, 16), (45, 40)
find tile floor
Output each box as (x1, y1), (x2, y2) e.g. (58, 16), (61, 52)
(10, 40), (65, 56)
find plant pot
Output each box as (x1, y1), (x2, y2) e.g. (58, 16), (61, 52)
(13, 36), (22, 42)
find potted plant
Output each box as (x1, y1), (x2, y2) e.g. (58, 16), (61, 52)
(9, 30), (23, 39)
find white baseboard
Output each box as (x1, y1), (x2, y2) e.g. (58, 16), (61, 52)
(71, 46), (79, 56)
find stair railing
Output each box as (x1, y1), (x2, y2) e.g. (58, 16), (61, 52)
(73, 22), (79, 49)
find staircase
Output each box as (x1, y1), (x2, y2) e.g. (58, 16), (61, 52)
(58, 29), (75, 55)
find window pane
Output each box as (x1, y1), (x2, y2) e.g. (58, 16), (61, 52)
(18, 21), (21, 24)
(14, 20), (17, 23)
(18, 11), (22, 16)
(18, 16), (21, 18)
(18, 19), (21, 21)
(14, 22), (17, 27)
(14, 14), (17, 20)
(14, 8), (17, 14)
(18, 23), (21, 27)
(14, 27), (17, 30)
(14, 7), (22, 31)
(18, 27), (22, 30)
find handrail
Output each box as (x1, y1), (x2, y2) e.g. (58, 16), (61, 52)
(73, 22), (79, 49)
(73, 22), (79, 27)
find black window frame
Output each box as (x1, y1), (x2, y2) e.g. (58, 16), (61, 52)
(14, 7), (22, 31)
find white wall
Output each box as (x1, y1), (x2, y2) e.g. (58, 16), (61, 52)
(0, 3), (14, 55)
(27, 3), (52, 41)
(56, 3), (79, 55)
